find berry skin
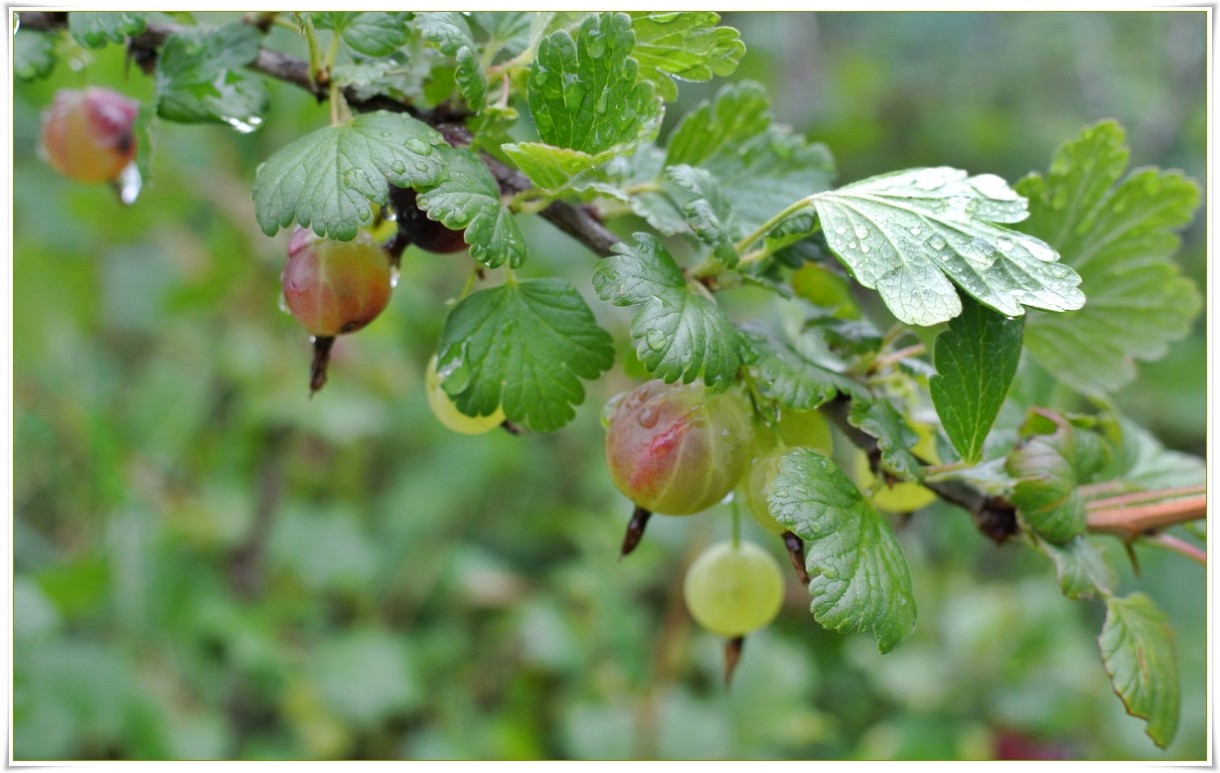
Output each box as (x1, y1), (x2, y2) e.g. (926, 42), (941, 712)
(425, 355), (505, 434)
(603, 380), (754, 515)
(683, 541), (785, 637)
(41, 88), (139, 184)
(744, 449), (787, 535)
(390, 186), (468, 254)
(281, 227), (392, 337)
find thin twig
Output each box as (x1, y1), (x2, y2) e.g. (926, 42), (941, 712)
(1086, 495), (1208, 540)
(1142, 533), (1207, 565)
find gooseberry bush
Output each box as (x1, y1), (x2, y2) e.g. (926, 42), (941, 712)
(16, 10), (1205, 751)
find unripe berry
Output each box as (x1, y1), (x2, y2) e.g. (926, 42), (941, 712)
(41, 88), (138, 184)
(390, 185), (467, 254)
(281, 227), (392, 337)
(425, 355), (505, 434)
(683, 540), (785, 637)
(604, 380), (754, 515)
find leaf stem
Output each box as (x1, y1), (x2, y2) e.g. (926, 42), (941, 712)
(731, 499), (742, 550)
(1142, 533), (1206, 565)
(300, 13), (322, 90)
(732, 195), (818, 255)
(1085, 484), (1206, 510)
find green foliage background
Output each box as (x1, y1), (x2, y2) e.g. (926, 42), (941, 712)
(11, 11), (1207, 761)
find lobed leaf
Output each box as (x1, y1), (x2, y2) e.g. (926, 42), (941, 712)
(665, 164), (739, 266)
(1018, 121), (1202, 395)
(528, 12), (661, 155)
(154, 21), (268, 130)
(742, 322), (868, 411)
(1101, 415), (1205, 491)
(252, 112), (447, 240)
(769, 449), (917, 653)
(416, 12), (487, 112)
(929, 293), (1024, 463)
(848, 399), (924, 483)
(628, 12), (745, 101)
(813, 167), (1085, 327)
(415, 145), (527, 269)
(1098, 593), (1180, 749)
(593, 234), (751, 389)
(15, 29), (58, 80)
(500, 142), (606, 194)
(68, 11), (146, 48)
(436, 279), (615, 432)
(337, 12), (412, 57)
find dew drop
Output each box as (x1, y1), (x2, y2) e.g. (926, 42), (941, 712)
(929, 235), (947, 250)
(860, 244), (871, 254)
(914, 169), (945, 190)
(996, 238), (1014, 253)
(909, 225), (922, 236)
(277, 293), (291, 314)
(854, 226), (869, 239)
(221, 114), (263, 134)
(638, 406), (660, 428)
(114, 162), (141, 205)
(834, 226), (846, 235)
(645, 329), (666, 352)
(390, 160), (406, 174)
(405, 138), (432, 155)
(413, 161), (430, 173)
(390, 267), (401, 288)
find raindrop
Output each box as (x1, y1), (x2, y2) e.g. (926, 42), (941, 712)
(996, 238), (1014, 253)
(854, 226), (869, 239)
(909, 225), (922, 236)
(221, 114), (263, 134)
(860, 244), (871, 254)
(637, 406), (660, 429)
(413, 161), (430, 173)
(834, 226), (846, 235)
(114, 162), (141, 205)
(390, 267), (401, 288)
(914, 169), (944, 190)
(405, 138), (432, 155)
(277, 293), (291, 314)
(390, 160), (406, 174)
(645, 329), (666, 352)
(929, 235), (947, 250)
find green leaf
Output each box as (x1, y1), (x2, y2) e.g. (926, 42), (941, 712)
(665, 164), (739, 266)
(337, 12), (412, 57)
(132, 102), (159, 184)
(742, 321), (868, 410)
(664, 82), (836, 232)
(154, 21), (269, 130)
(1098, 593), (1180, 749)
(416, 12), (487, 112)
(1017, 121), (1202, 396)
(415, 145), (527, 269)
(14, 29), (58, 80)
(1102, 415), (1205, 490)
(929, 293), (1024, 463)
(1037, 535), (1114, 600)
(628, 12), (745, 101)
(252, 112), (446, 240)
(529, 12), (661, 155)
(592, 233), (751, 389)
(470, 12), (533, 58)
(500, 142), (605, 194)
(665, 81), (770, 168)
(68, 11), (146, 48)
(813, 167), (1085, 327)
(769, 449), (917, 653)
(436, 279), (615, 432)
(848, 399), (924, 483)
(1005, 411), (1087, 543)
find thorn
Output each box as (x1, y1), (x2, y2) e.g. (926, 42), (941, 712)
(309, 336), (335, 395)
(781, 531), (811, 585)
(724, 636), (745, 687)
(500, 419), (524, 435)
(1124, 540), (1142, 578)
(620, 505), (652, 558)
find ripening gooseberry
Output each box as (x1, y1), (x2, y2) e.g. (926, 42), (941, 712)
(603, 380), (754, 515)
(425, 355), (505, 434)
(41, 87), (139, 184)
(744, 449), (787, 535)
(683, 540), (785, 637)
(281, 227), (392, 337)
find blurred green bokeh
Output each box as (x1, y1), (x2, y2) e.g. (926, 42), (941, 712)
(12, 11), (1207, 761)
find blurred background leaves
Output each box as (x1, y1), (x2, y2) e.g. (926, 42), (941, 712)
(11, 10), (1206, 761)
